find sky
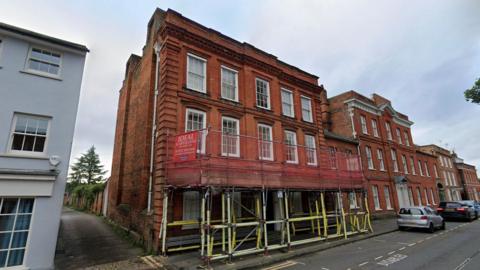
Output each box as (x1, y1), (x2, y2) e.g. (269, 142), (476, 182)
(0, 0), (479, 174)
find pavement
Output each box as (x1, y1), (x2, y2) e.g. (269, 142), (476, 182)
(54, 208), (147, 270)
(155, 218), (398, 270)
(262, 219), (480, 270)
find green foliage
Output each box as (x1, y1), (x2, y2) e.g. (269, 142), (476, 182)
(69, 145), (107, 184)
(66, 182), (106, 210)
(465, 78), (480, 104)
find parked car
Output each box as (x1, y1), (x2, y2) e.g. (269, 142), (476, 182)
(397, 206), (445, 233)
(437, 201), (477, 221)
(458, 200), (480, 218)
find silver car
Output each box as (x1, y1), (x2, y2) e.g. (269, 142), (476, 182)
(397, 206), (445, 233)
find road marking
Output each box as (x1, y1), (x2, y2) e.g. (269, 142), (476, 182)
(388, 251), (396, 255)
(377, 254), (408, 266)
(398, 247), (406, 251)
(358, 261), (369, 267)
(321, 267), (329, 270)
(426, 236), (432, 240)
(374, 256), (383, 260)
(262, 260), (299, 270)
(397, 242), (410, 245)
(454, 257), (471, 270)
(408, 243), (416, 247)
(417, 240), (424, 243)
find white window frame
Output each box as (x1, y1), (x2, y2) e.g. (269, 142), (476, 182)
(410, 157), (416, 175)
(185, 108), (207, 154)
(221, 116), (240, 157)
(304, 134), (317, 166)
(372, 119), (379, 137)
(300, 96), (313, 123)
(408, 188), (414, 206)
(424, 162), (430, 177)
(255, 78), (271, 109)
(396, 128), (402, 144)
(349, 192), (359, 209)
(0, 197), (35, 268)
(365, 146), (374, 170)
(418, 160), (424, 176)
(430, 188), (436, 205)
(186, 53), (207, 93)
(284, 130), (298, 164)
(391, 149), (399, 172)
(385, 122), (393, 140)
(402, 155), (409, 174)
(258, 124), (273, 161)
(404, 131), (410, 146)
(377, 149), (385, 171)
(182, 191), (200, 229)
(24, 46), (63, 78)
(416, 187), (422, 206)
(8, 113), (51, 156)
(281, 88), (295, 118)
(360, 116), (368, 134)
(220, 65), (238, 102)
(372, 186), (381, 210)
(384, 186), (393, 209)
(433, 164), (439, 178)
(439, 156), (444, 167)
(424, 189), (430, 205)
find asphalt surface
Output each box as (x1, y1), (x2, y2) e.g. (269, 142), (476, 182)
(263, 220), (480, 270)
(54, 208), (145, 270)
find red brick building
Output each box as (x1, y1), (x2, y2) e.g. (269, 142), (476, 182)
(327, 91), (439, 215)
(453, 155), (480, 200)
(108, 8), (369, 260)
(418, 145), (463, 201)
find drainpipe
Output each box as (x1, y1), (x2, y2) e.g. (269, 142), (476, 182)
(148, 42), (163, 213)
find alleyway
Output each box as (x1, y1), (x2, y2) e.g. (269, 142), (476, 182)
(54, 208), (148, 269)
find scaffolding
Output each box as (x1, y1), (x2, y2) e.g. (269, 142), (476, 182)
(159, 129), (372, 264)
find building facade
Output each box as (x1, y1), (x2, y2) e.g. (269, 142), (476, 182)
(108, 9), (369, 260)
(327, 91), (439, 215)
(0, 23), (87, 269)
(418, 145), (463, 201)
(453, 155), (480, 200)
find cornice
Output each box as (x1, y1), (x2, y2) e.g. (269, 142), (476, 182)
(160, 23), (322, 94)
(344, 98), (414, 128)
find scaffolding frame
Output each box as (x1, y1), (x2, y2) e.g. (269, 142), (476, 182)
(158, 187), (373, 265)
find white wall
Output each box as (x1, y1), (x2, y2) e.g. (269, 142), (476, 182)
(0, 31), (86, 270)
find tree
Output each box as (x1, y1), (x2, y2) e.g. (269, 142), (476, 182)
(464, 78), (480, 104)
(68, 146), (107, 184)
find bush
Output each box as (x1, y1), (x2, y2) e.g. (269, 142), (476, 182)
(66, 182), (106, 211)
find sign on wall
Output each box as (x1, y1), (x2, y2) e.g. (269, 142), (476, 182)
(173, 131), (198, 162)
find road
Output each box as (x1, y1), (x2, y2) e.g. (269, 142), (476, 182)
(54, 208), (147, 269)
(263, 220), (480, 270)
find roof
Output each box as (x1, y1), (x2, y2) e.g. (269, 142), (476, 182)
(0, 22), (89, 52)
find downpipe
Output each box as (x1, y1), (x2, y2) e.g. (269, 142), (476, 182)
(148, 42), (163, 213)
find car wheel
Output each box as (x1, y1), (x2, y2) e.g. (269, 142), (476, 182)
(475, 213), (478, 220)
(428, 223), (435, 233)
(398, 226), (405, 231)
(440, 221), (446, 230)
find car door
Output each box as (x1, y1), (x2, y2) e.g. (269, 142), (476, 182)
(424, 207), (441, 226)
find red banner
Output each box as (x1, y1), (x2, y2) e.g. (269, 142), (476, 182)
(173, 131), (198, 162)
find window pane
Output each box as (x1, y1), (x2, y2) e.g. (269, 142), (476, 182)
(1, 199), (18, 214)
(11, 232), (29, 248)
(11, 135), (24, 151)
(14, 117), (28, 133)
(22, 135), (35, 151)
(0, 215), (15, 231)
(33, 137), (46, 152)
(0, 250), (6, 268)
(0, 233), (11, 249)
(7, 248), (25, 267)
(18, 199), (34, 214)
(14, 215), (31, 231)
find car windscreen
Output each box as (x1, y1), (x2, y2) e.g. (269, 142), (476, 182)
(446, 203), (461, 208)
(399, 208), (410, 214)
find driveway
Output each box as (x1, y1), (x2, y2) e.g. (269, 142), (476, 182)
(54, 208), (146, 269)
